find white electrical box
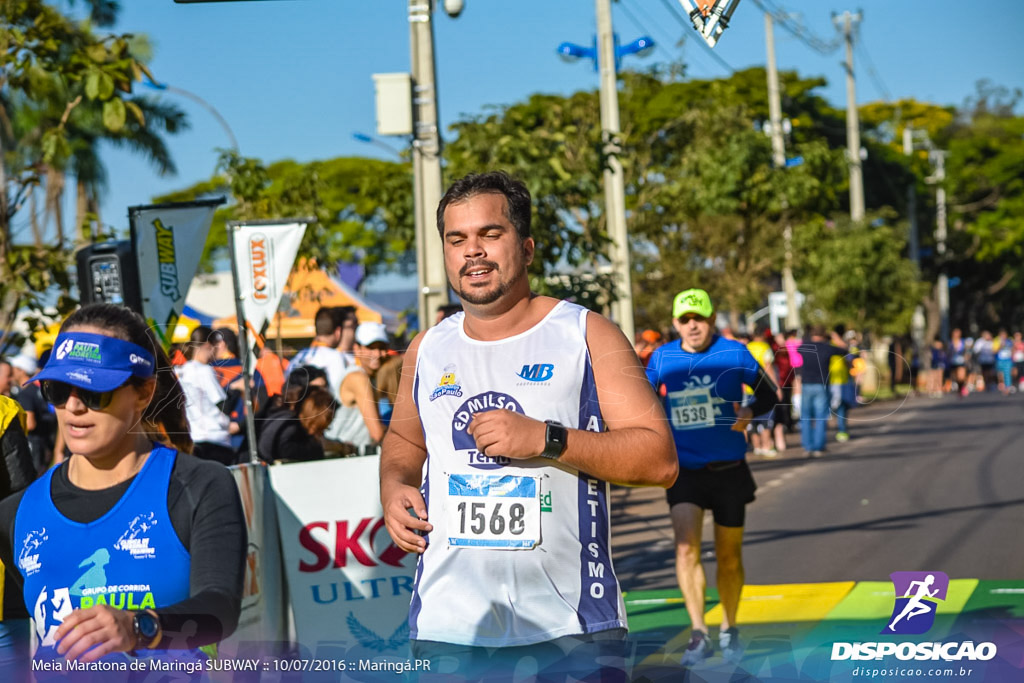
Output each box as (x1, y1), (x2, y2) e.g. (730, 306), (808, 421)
(372, 73), (413, 136)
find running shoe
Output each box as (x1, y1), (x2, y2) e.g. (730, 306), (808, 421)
(763, 448), (778, 458)
(719, 627), (744, 663)
(836, 432), (850, 443)
(681, 629), (713, 666)
(810, 450), (825, 458)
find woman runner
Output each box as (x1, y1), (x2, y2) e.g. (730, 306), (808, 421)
(0, 304), (245, 679)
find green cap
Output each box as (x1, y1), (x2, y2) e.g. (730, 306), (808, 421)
(673, 288), (714, 319)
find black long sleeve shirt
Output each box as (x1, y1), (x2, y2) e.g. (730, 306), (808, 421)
(0, 452), (246, 650)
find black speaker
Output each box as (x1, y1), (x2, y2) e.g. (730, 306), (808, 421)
(75, 241), (143, 314)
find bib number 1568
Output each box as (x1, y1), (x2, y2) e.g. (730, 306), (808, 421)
(446, 473), (540, 549)
(457, 501), (526, 536)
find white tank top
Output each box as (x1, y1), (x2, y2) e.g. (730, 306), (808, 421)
(324, 365), (373, 448)
(409, 300), (626, 647)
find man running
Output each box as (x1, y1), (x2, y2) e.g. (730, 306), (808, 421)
(645, 289), (779, 666)
(380, 171), (677, 680)
(888, 575), (939, 631)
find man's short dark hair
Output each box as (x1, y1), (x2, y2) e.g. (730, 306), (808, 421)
(331, 306), (357, 329)
(314, 307), (338, 337)
(436, 171), (532, 241)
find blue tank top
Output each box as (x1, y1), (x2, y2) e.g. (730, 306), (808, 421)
(15, 445), (205, 674)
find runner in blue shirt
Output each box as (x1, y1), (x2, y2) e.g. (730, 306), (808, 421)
(0, 304), (245, 680)
(646, 289), (779, 667)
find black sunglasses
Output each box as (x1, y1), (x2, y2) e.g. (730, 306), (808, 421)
(41, 381), (116, 411)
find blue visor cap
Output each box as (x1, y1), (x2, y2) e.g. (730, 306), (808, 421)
(31, 332), (156, 392)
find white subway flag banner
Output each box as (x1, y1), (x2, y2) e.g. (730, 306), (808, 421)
(230, 221), (308, 335)
(130, 200), (221, 347)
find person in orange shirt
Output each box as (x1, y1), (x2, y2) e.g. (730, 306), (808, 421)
(255, 344), (289, 398)
(634, 329), (663, 367)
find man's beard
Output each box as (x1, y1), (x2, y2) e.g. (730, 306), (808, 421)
(451, 258), (519, 306)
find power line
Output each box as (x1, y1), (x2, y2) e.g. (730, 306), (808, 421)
(656, 0), (735, 74)
(616, 0), (674, 62)
(750, 0), (841, 55)
(624, 0), (719, 75)
(853, 24), (892, 101)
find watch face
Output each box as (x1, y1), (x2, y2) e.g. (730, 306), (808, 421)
(136, 613), (159, 639)
(544, 422), (568, 458)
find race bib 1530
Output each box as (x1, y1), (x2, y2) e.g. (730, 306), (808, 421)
(668, 388), (716, 429)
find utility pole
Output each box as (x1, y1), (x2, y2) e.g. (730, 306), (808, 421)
(905, 125), (926, 361)
(409, 0), (449, 330)
(903, 125), (919, 266)
(765, 13), (786, 169)
(595, 0), (635, 343)
(932, 150), (950, 343)
(764, 11), (800, 332)
(835, 10), (865, 222)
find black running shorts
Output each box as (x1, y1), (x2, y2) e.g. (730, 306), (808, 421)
(666, 460), (757, 527)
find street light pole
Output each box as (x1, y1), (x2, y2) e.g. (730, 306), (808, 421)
(835, 10), (865, 222)
(144, 80), (238, 152)
(409, 0), (449, 330)
(764, 11), (801, 332)
(595, 0), (635, 343)
(932, 150), (950, 343)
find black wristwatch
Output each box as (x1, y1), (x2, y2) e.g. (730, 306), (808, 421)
(541, 420), (568, 460)
(132, 610), (162, 650)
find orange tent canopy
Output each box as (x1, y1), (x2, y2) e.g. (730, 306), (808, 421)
(213, 265), (387, 340)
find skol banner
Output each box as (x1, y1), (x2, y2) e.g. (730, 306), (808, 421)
(228, 220), (308, 336)
(129, 199), (224, 347)
(269, 457), (416, 663)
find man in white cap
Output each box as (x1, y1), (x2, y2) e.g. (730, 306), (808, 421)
(323, 322), (389, 455)
(9, 354), (54, 474)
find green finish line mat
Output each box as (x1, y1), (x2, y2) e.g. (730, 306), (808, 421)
(622, 580), (1024, 682)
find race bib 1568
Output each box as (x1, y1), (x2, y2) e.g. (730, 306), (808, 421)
(446, 473), (540, 550)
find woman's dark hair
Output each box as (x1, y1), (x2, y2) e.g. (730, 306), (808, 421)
(60, 303), (193, 454)
(281, 365), (329, 407)
(210, 327), (240, 358)
(436, 171), (532, 241)
(298, 386), (338, 422)
(184, 325), (214, 361)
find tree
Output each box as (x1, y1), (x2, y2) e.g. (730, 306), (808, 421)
(1, 0), (179, 339)
(943, 82), (1024, 330)
(444, 91), (616, 311)
(793, 212), (926, 335)
(154, 150), (416, 277)
(618, 70), (847, 330)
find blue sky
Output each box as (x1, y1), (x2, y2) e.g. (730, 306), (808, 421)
(59, 0), (1024, 260)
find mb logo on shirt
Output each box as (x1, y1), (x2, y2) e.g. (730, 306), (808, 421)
(884, 571), (949, 635)
(517, 363), (554, 383)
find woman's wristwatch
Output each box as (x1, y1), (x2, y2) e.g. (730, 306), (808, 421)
(132, 609), (162, 650)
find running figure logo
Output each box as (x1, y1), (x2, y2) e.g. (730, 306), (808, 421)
(883, 571), (949, 635)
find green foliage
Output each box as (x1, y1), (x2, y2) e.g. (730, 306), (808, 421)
(154, 151), (415, 275)
(940, 82), (1024, 329)
(1, 0), (182, 337)
(793, 212), (926, 335)
(153, 65), (1018, 335)
(445, 91), (609, 297)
